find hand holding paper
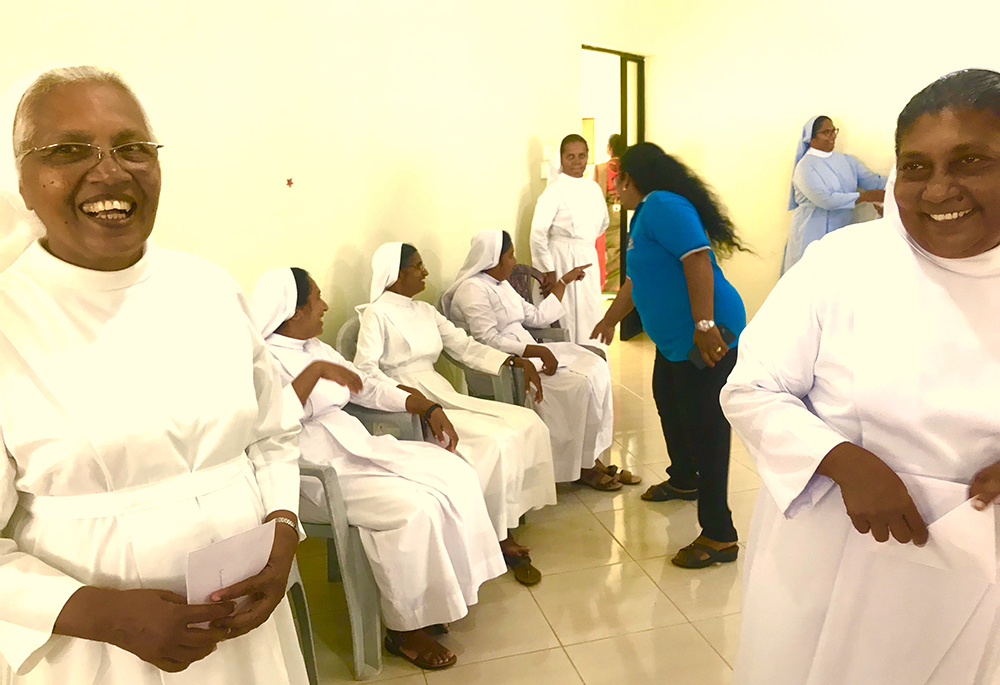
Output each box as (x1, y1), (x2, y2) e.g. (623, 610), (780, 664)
(186, 516), (299, 640)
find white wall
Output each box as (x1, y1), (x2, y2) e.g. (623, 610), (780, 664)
(0, 0), (664, 337)
(644, 0), (1000, 316)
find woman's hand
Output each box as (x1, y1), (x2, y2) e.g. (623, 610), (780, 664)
(513, 357), (544, 402)
(591, 318), (616, 346)
(210, 517), (299, 639)
(523, 344), (558, 376)
(818, 442), (929, 545)
(539, 271), (557, 297)
(970, 461), (1000, 510)
(857, 189), (886, 204)
(426, 406), (460, 452)
(397, 385), (426, 401)
(560, 264), (591, 284)
(317, 362), (364, 394)
(693, 327), (729, 368)
(56, 586), (235, 672)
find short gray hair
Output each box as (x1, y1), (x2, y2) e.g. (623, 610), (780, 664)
(12, 66), (153, 173)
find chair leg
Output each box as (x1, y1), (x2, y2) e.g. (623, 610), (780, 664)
(339, 529), (383, 679)
(286, 563), (319, 685)
(326, 538), (342, 582)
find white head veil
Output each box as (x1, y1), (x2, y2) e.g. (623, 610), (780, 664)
(369, 242), (403, 303)
(251, 267), (299, 338)
(440, 229), (504, 318)
(789, 115), (824, 211)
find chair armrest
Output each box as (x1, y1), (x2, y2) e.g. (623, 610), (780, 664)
(527, 327), (570, 343)
(300, 463), (351, 540)
(342, 403), (422, 440)
(441, 350), (523, 406)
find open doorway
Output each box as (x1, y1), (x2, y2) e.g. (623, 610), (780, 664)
(581, 44), (644, 339)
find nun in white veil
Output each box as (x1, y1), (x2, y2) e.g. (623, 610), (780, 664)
(251, 267), (504, 670)
(444, 229), (626, 489)
(354, 242), (558, 583)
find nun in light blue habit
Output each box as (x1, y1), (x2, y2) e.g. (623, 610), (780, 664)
(781, 115), (887, 273)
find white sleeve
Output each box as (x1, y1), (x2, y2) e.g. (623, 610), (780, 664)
(521, 292), (564, 328)
(720, 249), (849, 518)
(0, 436), (86, 673)
(354, 308), (402, 387)
(451, 281), (527, 356)
(434, 307), (510, 374)
(529, 190), (559, 272)
(241, 295), (303, 521)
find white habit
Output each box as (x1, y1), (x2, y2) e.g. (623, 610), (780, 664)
(529, 172), (609, 345)
(721, 217), (1000, 685)
(355, 288), (558, 537)
(0, 242), (307, 684)
(261, 331), (505, 631)
(442, 231), (614, 482)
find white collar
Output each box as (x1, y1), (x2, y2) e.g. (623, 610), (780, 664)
(806, 148), (834, 159)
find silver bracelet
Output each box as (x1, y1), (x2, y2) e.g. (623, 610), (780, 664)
(271, 516), (298, 531)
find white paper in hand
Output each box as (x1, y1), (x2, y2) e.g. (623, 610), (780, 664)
(186, 520), (276, 606)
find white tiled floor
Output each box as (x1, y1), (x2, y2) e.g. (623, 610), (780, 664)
(298, 334), (754, 684)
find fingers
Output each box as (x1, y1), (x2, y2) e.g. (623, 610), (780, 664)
(211, 569), (272, 602)
(184, 600), (237, 624)
(444, 423), (460, 453)
(903, 509), (929, 546)
(970, 469), (1000, 510)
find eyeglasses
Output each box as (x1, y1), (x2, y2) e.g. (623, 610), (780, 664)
(17, 141), (163, 169)
(817, 128), (840, 137)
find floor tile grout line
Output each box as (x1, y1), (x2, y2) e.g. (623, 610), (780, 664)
(690, 616), (736, 670)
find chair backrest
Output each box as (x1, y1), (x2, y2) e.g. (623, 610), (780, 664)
(335, 316), (361, 362)
(509, 263), (543, 303)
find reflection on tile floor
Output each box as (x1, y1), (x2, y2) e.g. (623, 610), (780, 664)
(299, 334), (755, 684)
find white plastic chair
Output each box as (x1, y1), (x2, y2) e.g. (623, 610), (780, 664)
(285, 558), (319, 685)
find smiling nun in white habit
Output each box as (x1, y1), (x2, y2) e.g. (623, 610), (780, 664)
(529, 133), (610, 345)
(251, 267), (504, 670)
(443, 229), (628, 490)
(722, 69), (1000, 684)
(354, 242), (557, 583)
(0, 67), (307, 684)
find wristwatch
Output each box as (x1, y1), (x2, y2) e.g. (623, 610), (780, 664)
(695, 319), (716, 332)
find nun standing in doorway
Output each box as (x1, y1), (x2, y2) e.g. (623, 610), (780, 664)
(782, 115), (887, 273)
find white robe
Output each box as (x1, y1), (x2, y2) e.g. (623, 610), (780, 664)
(264, 335), (505, 632)
(449, 274), (614, 482)
(0, 242), (307, 684)
(354, 291), (557, 537)
(529, 173), (610, 345)
(721, 219), (1000, 685)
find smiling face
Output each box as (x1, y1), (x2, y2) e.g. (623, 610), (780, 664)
(389, 250), (428, 298)
(560, 141), (589, 178)
(17, 80), (161, 271)
(809, 117), (838, 153)
(895, 108), (1000, 259)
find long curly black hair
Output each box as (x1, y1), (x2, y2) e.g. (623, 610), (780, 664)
(620, 142), (751, 258)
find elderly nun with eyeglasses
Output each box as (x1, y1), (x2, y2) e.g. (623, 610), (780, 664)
(0, 67), (309, 683)
(781, 115), (887, 273)
(724, 69), (1000, 684)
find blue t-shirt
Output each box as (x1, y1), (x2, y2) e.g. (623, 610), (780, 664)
(626, 190), (746, 362)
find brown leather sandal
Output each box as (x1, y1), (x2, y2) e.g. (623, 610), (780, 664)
(670, 541), (738, 569)
(384, 631), (457, 670)
(577, 467), (623, 491)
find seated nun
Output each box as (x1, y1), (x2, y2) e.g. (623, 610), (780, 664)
(251, 267), (505, 671)
(354, 242), (558, 585)
(442, 229), (633, 490)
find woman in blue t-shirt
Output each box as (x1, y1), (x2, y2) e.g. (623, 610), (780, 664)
(592, 142), (750, 569)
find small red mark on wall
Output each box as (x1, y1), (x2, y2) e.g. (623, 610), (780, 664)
(286, 178), (294, 187)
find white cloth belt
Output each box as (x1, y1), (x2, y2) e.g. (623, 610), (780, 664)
(384, 359), (438, 376)
(550, 236), (593, 247)
(21, 457), (252, 519)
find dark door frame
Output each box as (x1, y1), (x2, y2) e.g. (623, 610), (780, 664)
(581, 44), (645, 340)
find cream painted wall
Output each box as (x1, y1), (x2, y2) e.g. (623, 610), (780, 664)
(643, 0), (1000, 317)
(1, 0), (664, 339)
(581, 50), (621, 166)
